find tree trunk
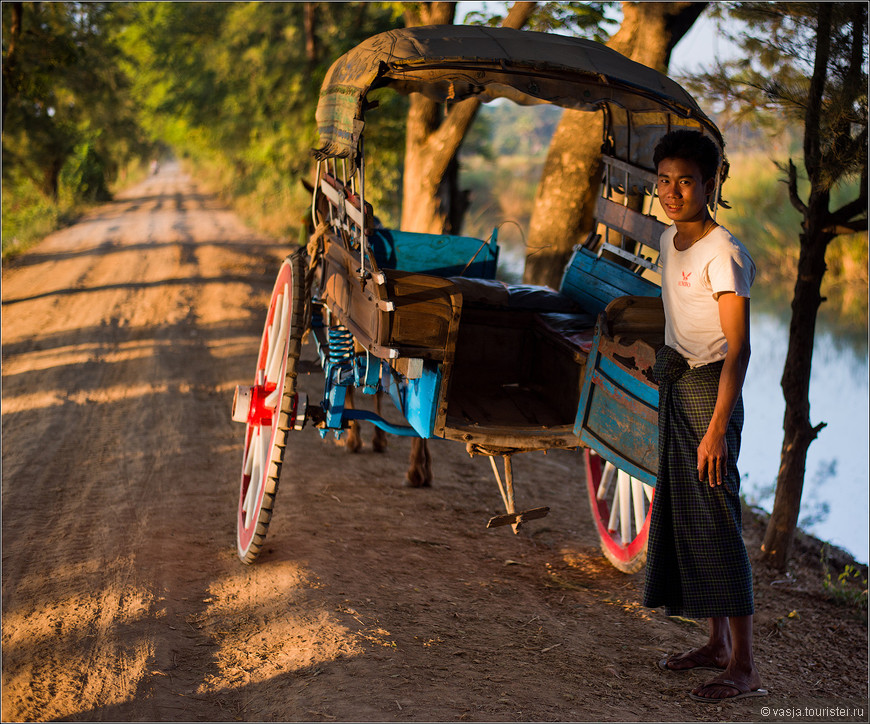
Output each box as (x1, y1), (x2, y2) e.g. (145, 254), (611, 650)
(43, 158), (62, 200)
(2, 2), (23, 128)
(523, 1), (706, 287)
(760, 4), (836, 570)
(761, 199), (833, 568)
(303, 3), (317, 67)
(400, 1), (536, 234)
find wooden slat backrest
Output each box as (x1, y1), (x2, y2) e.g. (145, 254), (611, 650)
(597, 156), (667, 253)
(595, 196), (668, 253)
(560, 248), (660, 315)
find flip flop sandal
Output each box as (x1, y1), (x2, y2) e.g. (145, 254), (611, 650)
(689, 679), (769, 703)
(657, 653), (726, 673)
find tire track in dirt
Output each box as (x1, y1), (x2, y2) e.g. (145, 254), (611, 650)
(3, 164), (866, 723)
(2, 165), (285, 721)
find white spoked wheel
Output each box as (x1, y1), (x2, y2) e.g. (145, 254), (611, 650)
(234, 251), (307, 564)
(584, 450), (654, 573)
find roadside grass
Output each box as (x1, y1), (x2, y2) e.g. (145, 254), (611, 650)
(820, 544), (869, 611)
(2, 161), (150, 262)
(2, 176), (66, 261)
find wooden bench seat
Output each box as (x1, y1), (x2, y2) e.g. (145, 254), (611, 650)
(447, 276), (596, 360)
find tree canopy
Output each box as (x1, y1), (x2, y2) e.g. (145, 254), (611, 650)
(116, 2), (405, 231)
(2, 2), (148, 201)
(2, 2), (406, 238)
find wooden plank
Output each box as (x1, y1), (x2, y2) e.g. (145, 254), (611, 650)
(578, 429), (658, 487)
(574, 318), (660, 485)
(560, 248), (660, 314)
(384, 270), (458, 354)
(595, 196), (667, 251)
(583, 380), (658, 477)
(596, 356), (658, 408)
(487, 507), (550, 529)
(602, 156), (658, 189)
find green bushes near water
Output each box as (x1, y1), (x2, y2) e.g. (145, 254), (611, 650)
(718, 152), (868, 329)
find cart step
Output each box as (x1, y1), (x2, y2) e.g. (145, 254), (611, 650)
(487, 506), (550, 529)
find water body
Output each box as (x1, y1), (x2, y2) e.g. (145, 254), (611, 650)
(741, 308), (869, 564)
(495, 242), (869, 563)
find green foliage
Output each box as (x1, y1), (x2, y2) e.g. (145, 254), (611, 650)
(1, 172), (61, 260)
(2, 2), (154, 199)
(717, 150), (868, 328)
(2, 1), (157, 258)
(59, 141), (112, 203)
(820, 545), (868, 611)
(118, 1), (403, 237)
(684, 2), (867, 193)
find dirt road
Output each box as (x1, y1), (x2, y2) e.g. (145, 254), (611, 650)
(2, 165), (866, 722)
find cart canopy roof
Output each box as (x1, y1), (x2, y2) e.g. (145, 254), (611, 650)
(314, 25), (723, 169)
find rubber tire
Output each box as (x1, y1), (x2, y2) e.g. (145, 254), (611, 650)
(584, 449), (653, 574)
(237, 250), (306, 564)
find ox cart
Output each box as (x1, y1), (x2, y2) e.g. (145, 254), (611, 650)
(231, 26), (726, 573)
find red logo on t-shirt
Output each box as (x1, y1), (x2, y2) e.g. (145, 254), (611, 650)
(679, 271), (692, 288)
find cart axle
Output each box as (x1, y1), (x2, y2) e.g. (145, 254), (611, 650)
(232, 384), (274, 426)
(232, 386), (307, 431)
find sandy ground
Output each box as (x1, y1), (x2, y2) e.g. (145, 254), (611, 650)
(2, 165), (867, 723)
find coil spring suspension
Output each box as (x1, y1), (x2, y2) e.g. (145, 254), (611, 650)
(327, 325), (354, 365)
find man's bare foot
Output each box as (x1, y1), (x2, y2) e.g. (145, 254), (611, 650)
(690, 667), (766, 701)
(659, 646), (729, 672)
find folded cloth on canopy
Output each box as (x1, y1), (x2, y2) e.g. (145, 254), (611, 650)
(643, 345), (754, 619)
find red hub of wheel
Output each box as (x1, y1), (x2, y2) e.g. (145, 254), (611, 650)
(232, 382), (276, 426)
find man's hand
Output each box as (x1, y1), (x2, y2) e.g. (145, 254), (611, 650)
(697, 430), (728, 486)
(699, 291), (751, 489)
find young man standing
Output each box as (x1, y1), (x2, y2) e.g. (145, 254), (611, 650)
(644, 129), (767, 702)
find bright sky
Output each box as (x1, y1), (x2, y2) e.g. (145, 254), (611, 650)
(670, 8), (744, 73)
(455, 2), (743, 73)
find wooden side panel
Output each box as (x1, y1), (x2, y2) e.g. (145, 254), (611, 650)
(560, 247), (661, 315)
(575, 319), (659, 486)
(384, 270), (461, 358)
(321, 238), (386, 354)
(319, 238), (463, 363)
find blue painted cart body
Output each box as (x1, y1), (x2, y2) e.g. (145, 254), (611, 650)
(312, 222), (663, 478)
(234, 25), (727, 569)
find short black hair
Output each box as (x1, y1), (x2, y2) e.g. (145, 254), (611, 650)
(653, 130), (720, 183)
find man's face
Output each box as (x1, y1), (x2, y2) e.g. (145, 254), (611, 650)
(656, 157), (713, 224)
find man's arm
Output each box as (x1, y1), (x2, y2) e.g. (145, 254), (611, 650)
(697, 292), (751, 486)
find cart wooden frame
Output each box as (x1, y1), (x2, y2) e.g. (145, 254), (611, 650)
(231, 26), (727, 572)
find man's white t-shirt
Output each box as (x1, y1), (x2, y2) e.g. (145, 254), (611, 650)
(660, 225), (755, 367)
